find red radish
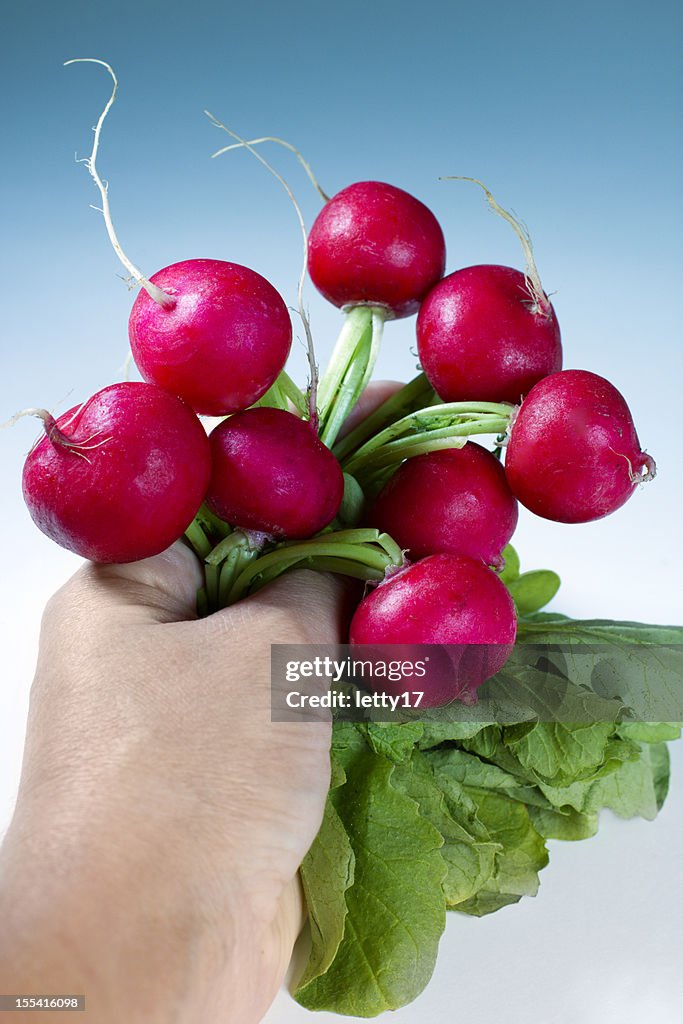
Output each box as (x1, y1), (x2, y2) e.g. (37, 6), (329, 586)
(417, 264), (562, 403)
(369, 443), (518, 566)
(350, 553), (517, 706)
(129, 259), (292, 416)
(22, 382), (211, 563)
(505, 369), (656, 523)
(66, 63), (293, 417)
(207, 407), (344, 538)
(307, 181), (446, 318)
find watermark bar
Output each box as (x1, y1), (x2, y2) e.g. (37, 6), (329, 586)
(271, 643), (683, 723)
(0, 996), (85, 1011)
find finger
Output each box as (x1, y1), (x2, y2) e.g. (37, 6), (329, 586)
(49, 541), (204, 626)
(338, 379), (403, 438)
(218, 568), (360, 646)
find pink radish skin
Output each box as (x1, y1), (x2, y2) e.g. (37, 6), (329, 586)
(22, 382), (211, 563)
(207, 408), (344, 539)
(505, 370), (656, 523)
(129, 259), (292, 416)
(350, 553), (517, 706)
(417, 264), (562, 403)
(307, 182), (446, 319)
(369, 443), (518, 566)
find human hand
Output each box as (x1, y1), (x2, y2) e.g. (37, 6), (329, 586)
(0, 384), (398, 1024)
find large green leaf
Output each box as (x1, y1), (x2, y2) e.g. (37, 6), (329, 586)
(296, 748), (446, 1016)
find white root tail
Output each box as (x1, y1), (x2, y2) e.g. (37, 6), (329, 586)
(64, 58), (175, 310)
(1, 407), (112, 461)
(442, 176), (552, 317)
(206, 111), (319, 427)
(210, 136), (330, 202)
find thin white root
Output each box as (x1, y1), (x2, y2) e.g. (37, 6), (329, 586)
(206, 110), (319, 426)
(116, 349), (135, 381)
(211, 136), (330, 202)
(64, 58), (175, 310)
(442, 176), (552, 317)
(1, 406), (111, 458)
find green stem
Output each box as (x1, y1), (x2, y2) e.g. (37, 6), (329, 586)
(196, 503), (232, 541)
(184, 518), (212, 559)
(318, 306), (387, 447)
(205, 563), (220, 611)
(206, 530), (251, 567)
(278, 370), (309, 416)
(332, 372), (435, 462)
(343, 403), (513, 474)
(350, 416), (511, 479)
(225, 531), (403, 606)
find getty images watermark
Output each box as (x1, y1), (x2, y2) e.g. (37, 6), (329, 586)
(270, 642), (683, 724)
(284, 653), (430, 711)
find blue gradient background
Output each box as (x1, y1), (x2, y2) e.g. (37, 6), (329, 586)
(1, 2), (682, 1022)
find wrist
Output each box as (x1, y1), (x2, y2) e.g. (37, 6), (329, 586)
(0, 794), (264, 1024)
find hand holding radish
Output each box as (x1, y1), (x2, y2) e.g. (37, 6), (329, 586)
(3, 58), (676, 1021)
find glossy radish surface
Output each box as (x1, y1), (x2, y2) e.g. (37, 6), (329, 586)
(369, 443), (518, 566)
(349, 553), (517, 705)
(505, 369), (656, 523)
(207, 407), (344, 538)
(417, 264), (562, 403)
(129, 259), (292, 416)
(22, 382), (211, 563)
(308, 181), (446, 319)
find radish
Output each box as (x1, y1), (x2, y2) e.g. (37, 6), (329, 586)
(504, 370), (656, 523)
(129, 258), (293, 415)
(418, 179), (561, 403)
(349, 553), (517, 706)
(21, 382), (211, 563)
(67, 60), (292, 416)
(417, 264), (562, 403)
(206, 407), (344, 539)
(307, 181), (446, 319)
(369, 443), (518, 566)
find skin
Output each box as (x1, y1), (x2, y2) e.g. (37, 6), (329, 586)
(0, 385), (397, 1024)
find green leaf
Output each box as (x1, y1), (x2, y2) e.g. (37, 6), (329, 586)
(362, 721), (425, 763)
(296, 794), (355, 994)
(508, 570), (561, 616)
(618, 722), (682, 744)
(527, 804), (599, 841)
(392, 753), (498, 907)
(455, 791), (549, 916)
(296, 749), (446, 1016)
(416, 720), (491, 749)
(650, 743), (671, 810)
(503, 721), (630, 787)
(498, 544), (520, 584)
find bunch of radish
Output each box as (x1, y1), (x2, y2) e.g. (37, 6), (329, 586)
(13, 61), (656, 708)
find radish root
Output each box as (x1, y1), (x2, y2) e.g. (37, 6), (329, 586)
(211, 136), (329, 202)
(442, 176), (552, 317)
(206, 111), (319, 428)
(64, 58), (175, 310)
(1, 407), (112, 460)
